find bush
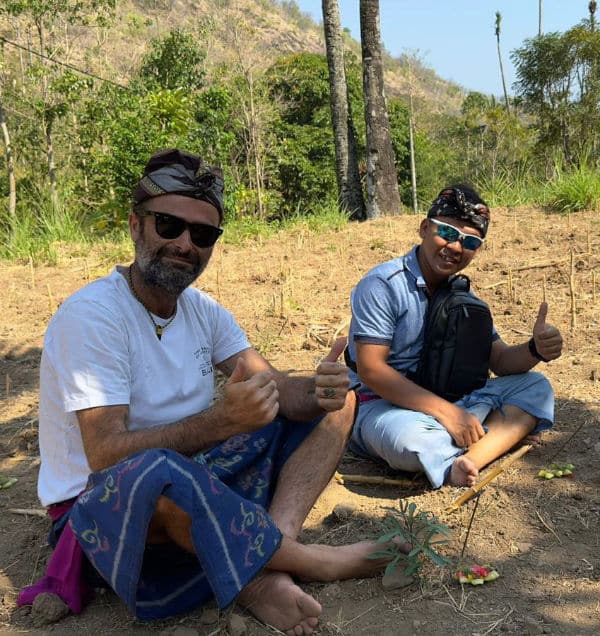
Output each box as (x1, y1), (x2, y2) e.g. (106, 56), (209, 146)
(545, 164), (600, 212)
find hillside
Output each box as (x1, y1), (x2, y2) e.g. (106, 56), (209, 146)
(0, 0), (464, 114)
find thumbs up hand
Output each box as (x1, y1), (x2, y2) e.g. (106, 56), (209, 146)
(531, 302), (563, 362)
(315, 336), (351, 412)
(222, 356), (279, 432)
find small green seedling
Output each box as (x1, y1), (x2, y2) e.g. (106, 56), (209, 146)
(371, 500), (453, 578)
(537, 462), (575, 480)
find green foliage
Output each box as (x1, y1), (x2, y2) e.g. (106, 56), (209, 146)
(135, 28), (206, 92)
(0, 181), (87, 263)
(512, 27), (600, 166)
(544, 162), (600, 212)
(371, 500), (453, 578)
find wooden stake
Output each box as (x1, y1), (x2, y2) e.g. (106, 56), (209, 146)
(446, 445), (533, 512)
(46, 283), (56, 315)
(28, 255), (35, 289)
(592, 271), (597, 304)
(569, 250), (576, 330)
(542, 274), (547, 304)
(334, 471), (414, 488)
(507, 268), (514, 303)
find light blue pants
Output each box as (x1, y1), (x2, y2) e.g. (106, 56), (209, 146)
(350, 372), (554, 488)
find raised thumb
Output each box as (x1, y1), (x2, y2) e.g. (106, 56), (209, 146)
(534, 302), (548, 332)
(227, 356), (247, 384)
(323, 336), (348, 363)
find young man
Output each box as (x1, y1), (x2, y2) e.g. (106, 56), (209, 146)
(20, 149), (402, 636)
(346, 186), (563, 488)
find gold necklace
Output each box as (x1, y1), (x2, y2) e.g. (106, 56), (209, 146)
(127, 265), (177, 340)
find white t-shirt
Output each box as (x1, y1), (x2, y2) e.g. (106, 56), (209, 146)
(37, 268), (251, 506)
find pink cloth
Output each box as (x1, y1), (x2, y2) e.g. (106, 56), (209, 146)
(17, 500), (93, 614)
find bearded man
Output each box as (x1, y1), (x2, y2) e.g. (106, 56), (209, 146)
(20, 149), (401, 636)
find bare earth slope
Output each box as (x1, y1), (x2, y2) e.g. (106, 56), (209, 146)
(1, 208), (599, 635)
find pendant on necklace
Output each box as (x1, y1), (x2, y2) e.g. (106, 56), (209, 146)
(155, 326), (164, 340)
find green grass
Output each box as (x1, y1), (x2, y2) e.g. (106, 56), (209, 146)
(544, 163), (600, 212)
(0, 198), (353, 264)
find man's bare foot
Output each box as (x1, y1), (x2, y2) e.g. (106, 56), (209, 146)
(237, 571), (321, 636)
(292, 539), (411, 583)
(522, 433), (542, 448)
(448, 455), (479, 486)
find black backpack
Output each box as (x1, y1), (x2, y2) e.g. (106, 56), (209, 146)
(408, 274), (493, 402)
(346, 274), (493, 403)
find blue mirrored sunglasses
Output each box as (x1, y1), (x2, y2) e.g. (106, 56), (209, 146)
(429, 218), (484, 251)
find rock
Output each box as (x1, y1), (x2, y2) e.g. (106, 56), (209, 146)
(523, 616), (544, 635)
(320, 582), (343, 604)
(382, 567), (414, 591)
(227, 612), (247, 636)
(200, 607), (219, 624)
(172, 627), (200, 636)
(332, 503), (356, 521)
(31, 592), (70, 626)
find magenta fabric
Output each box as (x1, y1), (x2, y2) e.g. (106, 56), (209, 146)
(17, 500), (93, 614)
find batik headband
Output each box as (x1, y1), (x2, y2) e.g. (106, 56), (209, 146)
(132, 149), (224, 222)
(427, 187), (490, 237)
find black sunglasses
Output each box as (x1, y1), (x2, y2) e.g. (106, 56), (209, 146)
(137, 210), (223, 248)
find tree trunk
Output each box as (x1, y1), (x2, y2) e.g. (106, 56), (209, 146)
(408, 115), (418, 214)
(0, 102), (17, 221)
(36, 19), (59, 212)
(359, 0), (401, 218)
(495, 12), (511, 115)
(322, 0), (365, 220)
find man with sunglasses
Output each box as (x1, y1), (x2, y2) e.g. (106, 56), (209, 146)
(346, 185), (563, 489)
(25, 149), (404, 635)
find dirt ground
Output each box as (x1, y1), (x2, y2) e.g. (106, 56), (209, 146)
(1, 208), (599, 635)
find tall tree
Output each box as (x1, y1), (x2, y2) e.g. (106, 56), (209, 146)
(359, 0), (401, 218)
(322, 0), (365, 220)
(495, 11), (511, 114)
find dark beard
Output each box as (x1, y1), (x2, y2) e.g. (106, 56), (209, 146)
(134, 227), (205, 295)
(137, 255), (202, 296)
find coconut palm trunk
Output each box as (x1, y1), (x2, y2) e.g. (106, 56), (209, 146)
(322, 0), (365, 220)
(359, 0), (401, 218)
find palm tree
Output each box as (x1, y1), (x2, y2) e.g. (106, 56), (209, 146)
(359, 0), (401, 218)
(495, 11), (511, 114)
(322, 0), (365, 220)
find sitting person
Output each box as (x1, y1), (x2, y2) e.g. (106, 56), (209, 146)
(19, 149), (404, 636)
(346, 185), (563, 488)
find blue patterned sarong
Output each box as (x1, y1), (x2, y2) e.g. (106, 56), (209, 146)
(68, 417), (319, 620)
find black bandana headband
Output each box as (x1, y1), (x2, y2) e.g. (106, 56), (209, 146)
(132, 149), (224, 222)
(427, 187), (490, 237)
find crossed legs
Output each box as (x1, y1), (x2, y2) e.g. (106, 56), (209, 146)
(149, 392), (395, 636)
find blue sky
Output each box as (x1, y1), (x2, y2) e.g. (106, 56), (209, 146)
(296, 1), (591, 96)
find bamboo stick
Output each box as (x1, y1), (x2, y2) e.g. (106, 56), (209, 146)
(445, 444), (533, 512)
(9, 508), (47, 518)
(334, 471), (414, 488)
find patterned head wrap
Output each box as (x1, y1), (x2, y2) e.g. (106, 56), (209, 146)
(132, 148), (224, 222)
(427, 186), (490, 237)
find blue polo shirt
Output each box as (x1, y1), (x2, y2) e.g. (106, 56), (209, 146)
(348, 246), (497, 395)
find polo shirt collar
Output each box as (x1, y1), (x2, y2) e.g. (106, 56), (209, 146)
(403, 246), (428, 289)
